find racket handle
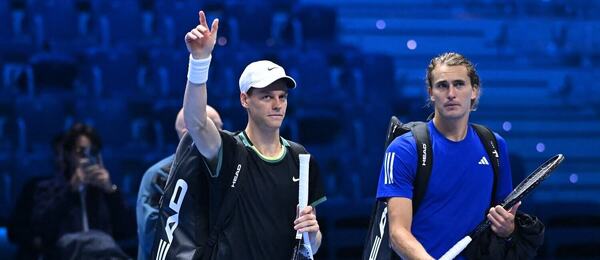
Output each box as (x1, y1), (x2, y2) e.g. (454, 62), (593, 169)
(470, 219), (492, 237)
(439, 236), (472, 260)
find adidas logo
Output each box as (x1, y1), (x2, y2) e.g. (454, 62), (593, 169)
(478, 156), (489, 165)
(384, 152), (395, 184)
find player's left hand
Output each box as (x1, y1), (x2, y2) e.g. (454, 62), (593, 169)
(488, 201), (521, 238)
(84, 164), (114, 193)
(294, 206), (319, 234)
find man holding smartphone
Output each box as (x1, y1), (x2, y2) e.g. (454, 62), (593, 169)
(28, 123), (136, 258)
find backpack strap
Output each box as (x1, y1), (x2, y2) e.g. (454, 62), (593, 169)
(287, 139), (309, 165)
(409, 122), (432, 214)
(202, 132), (249, 259)
(471, 124), (500, 206)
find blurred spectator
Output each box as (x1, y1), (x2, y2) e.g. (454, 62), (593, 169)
(8, 123), (135, 259)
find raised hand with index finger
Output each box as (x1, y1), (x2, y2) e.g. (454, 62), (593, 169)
(185, 11), (219, 59)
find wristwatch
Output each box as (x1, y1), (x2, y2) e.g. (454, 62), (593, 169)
(107, 184), (118, 193)
(504, 234), (514, 246)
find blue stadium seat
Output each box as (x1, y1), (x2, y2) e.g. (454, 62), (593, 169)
(0, 1), (10, 37)
(85, 50), (139, 97)
(293, 5), (337, 45)
(565, 22), (600, 56)
(207, 50), (263, 109)
(277, 50), (345, 105)
(227, 4), (275, 47)
(292, 108), (355, 199)
(145, 49), (187, 98)
(33, 0), (79, 42)
(73, 98), (131, 150)
(127, 99), (160, 151)
(152, 99), (181, 153)
(30, 52), (78, 95)
(6, 5), (28, 38)
(0, 100), (21, 155)
(319, 198), (372, 259)
(117, 156), (152, 205)
(15, 96), (70, 154)
(359, 53), (395, 104)
(2, 54), (34, 97)
(158, 0), (220, 50)
(97, 0), (142, 47)
(507, 20), (554, 55)
(0, 169), (13, 221)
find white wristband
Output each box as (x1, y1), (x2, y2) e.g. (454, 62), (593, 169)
(187, 54), (211, 85)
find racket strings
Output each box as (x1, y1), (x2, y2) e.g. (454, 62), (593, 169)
(504, 157), (562, 204)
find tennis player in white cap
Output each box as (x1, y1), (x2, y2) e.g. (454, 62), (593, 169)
(180, 10), (326, 260)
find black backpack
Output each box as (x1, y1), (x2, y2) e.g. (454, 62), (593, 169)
(362, 116), (500, 260)
(151, 131), (308, 260)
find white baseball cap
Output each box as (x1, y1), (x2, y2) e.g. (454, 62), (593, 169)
(238, 60), (296, 94)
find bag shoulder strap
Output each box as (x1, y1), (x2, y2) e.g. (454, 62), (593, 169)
(470, 123), (500, 205)
(409, 122), (432, 214)
(203, 132), (249, 258)
(287, 139), (309, 164)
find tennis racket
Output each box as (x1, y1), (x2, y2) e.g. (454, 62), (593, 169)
(291, 238), (314, 260)
(291, 154), (314, 260)
(439, 153), (565, 260)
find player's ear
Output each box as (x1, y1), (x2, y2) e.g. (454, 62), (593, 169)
(470, 84), (480, 109)
(428, 87), (434, 102)
(471, 84), (480, 100)
(240, 92), (249, 108)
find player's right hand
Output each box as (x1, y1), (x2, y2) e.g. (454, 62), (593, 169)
(488, 201), (521, 238)
(185, 10), (219, 59)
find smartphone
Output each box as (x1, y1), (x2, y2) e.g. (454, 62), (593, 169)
(82, 147), (99, 168)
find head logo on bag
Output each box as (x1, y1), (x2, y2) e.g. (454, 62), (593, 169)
(231, 164), (242, 188)
(421, 143), (427, 166)
(156, 179), (188, 260)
